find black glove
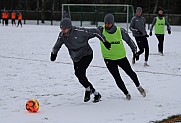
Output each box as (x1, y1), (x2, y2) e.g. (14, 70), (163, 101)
(133, 52), (139, 61)
(168, 30), (171, 34)
(149, 31), (152, 36)
(50, 52), (57, 61)
(137, 30), (143, 35)
(103, 41), (111, 50)
(146, 34), (149, 37)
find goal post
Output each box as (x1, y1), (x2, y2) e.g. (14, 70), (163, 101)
(62, 4), (134, 31)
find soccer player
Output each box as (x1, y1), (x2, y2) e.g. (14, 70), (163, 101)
(130, 7), (150, 66)
(50, 18), (111, 103)
(149, 7), (171, 55)
(17, 12), (22, 27)
(98, 14), (146, 100)
(11, 11), (16, 26)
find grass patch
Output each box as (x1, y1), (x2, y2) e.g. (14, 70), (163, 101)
(150, 114), (181, 123)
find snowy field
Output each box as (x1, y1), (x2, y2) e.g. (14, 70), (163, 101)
(0, 24), (181, 123)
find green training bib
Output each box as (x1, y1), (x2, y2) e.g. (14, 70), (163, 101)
(155, 17), (165, 34)
(100, 26), (126, 60)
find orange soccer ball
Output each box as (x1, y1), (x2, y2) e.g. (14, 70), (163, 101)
(26, 99), (39, 113)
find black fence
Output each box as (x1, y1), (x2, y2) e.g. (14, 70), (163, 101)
(1, 10), (181, 26)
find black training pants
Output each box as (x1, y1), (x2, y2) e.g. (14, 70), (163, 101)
(135, 36), (149, 61)
(5, 19), (8, 25)
(155, 34), (164, 53)
(12, 19), (16, 25)
(104, 57), (140, 95)
(73, 54), (94, 90)
(17, 20), (22, 27)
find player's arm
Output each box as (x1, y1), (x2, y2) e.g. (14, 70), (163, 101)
(143, 17), (146, 27)
(121, 28), (137, 53)
(165, 18), (171, 34)
(86, 27), (111, 50)
(149, 17), (156, 36)
(85, 28), (105, 42)
(50, 33), (64, 61)
(129, 17), (137, 32)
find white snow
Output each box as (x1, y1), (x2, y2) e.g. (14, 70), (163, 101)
(0, 24), (181, 123)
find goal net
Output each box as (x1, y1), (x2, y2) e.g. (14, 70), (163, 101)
(62, 4), (134, 31)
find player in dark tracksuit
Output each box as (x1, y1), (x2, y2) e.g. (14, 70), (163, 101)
(50, 18), (111, 103)
(149, 7), (171, 55)
(130, 7), (150, 66)
(98, 14), (146, 100)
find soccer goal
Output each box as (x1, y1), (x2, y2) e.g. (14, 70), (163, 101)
(62, 4), (134, 31)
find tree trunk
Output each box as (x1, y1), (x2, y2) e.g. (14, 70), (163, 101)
(41, 0), (45, 23)
(153, 0), (159, 14)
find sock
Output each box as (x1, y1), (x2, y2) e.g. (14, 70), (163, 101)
(144, 61), (148, 64)
(137, 85), (141, 88)
(93, 91), (98, 96)
(136, 84), (141, 88)
(86, 86), (98, 95)
(85, 86), (91, 91)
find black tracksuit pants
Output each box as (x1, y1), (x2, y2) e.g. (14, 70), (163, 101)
(17, 20), (22, 27)
(2, 19), (5, 25)
(135, 36), (149, 61)
(104, 57), (140, 95)
(5, 19), (8, 25)
(73, 54), (95, 90)
(12, 19), (16, 25)
(155, 34), (164, 53)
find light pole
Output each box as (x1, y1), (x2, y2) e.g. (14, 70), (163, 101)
(37, 0), (40, 25)
(24, 0), (27, 24)
(51, 0), (55, 25)
(41, 0), (45, 23)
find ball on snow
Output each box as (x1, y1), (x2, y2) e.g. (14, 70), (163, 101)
(26, 99), (39, 113)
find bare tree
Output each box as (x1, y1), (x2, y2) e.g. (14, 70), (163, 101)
(41, 0), (45, 23)
(153, 0), (159, 14)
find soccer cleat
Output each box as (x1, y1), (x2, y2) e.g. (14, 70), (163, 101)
(144, 61), (149, 67)
(137, 86), (146, 97)
(93, 93), (101, 103)
(144, 63), (149, 66)
(84, 89), (95, 102)
(84, 91), (91, 102)
(132, 53), (139, 64)
(158, 52), (164, 56)
(126, 93), (131, 100)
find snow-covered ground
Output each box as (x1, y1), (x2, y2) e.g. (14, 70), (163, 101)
(0, 24), (181, 123)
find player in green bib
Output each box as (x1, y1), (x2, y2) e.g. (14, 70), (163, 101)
(98, 14), (146, 100)
(150, 7), (171, 55)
